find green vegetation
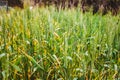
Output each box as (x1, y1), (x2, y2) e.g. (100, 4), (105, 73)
(0, 7), (120, 80)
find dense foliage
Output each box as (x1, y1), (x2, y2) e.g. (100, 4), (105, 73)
(1, 0), (120, 15)
(0, 6), (120, 79)
(29, 0), (120, 15)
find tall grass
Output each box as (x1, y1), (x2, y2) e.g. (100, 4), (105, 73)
(0, 6), (120, 80)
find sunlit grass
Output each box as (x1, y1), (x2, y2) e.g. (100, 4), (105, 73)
(0, 6), (120, 80)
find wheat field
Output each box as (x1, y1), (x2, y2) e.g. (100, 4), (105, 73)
(0, 6), (120, 80)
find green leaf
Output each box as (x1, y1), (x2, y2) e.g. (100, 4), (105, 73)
(9, 62), (21, 72)
(0, 53), (6, 59)
(23, 52), (45, 71)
